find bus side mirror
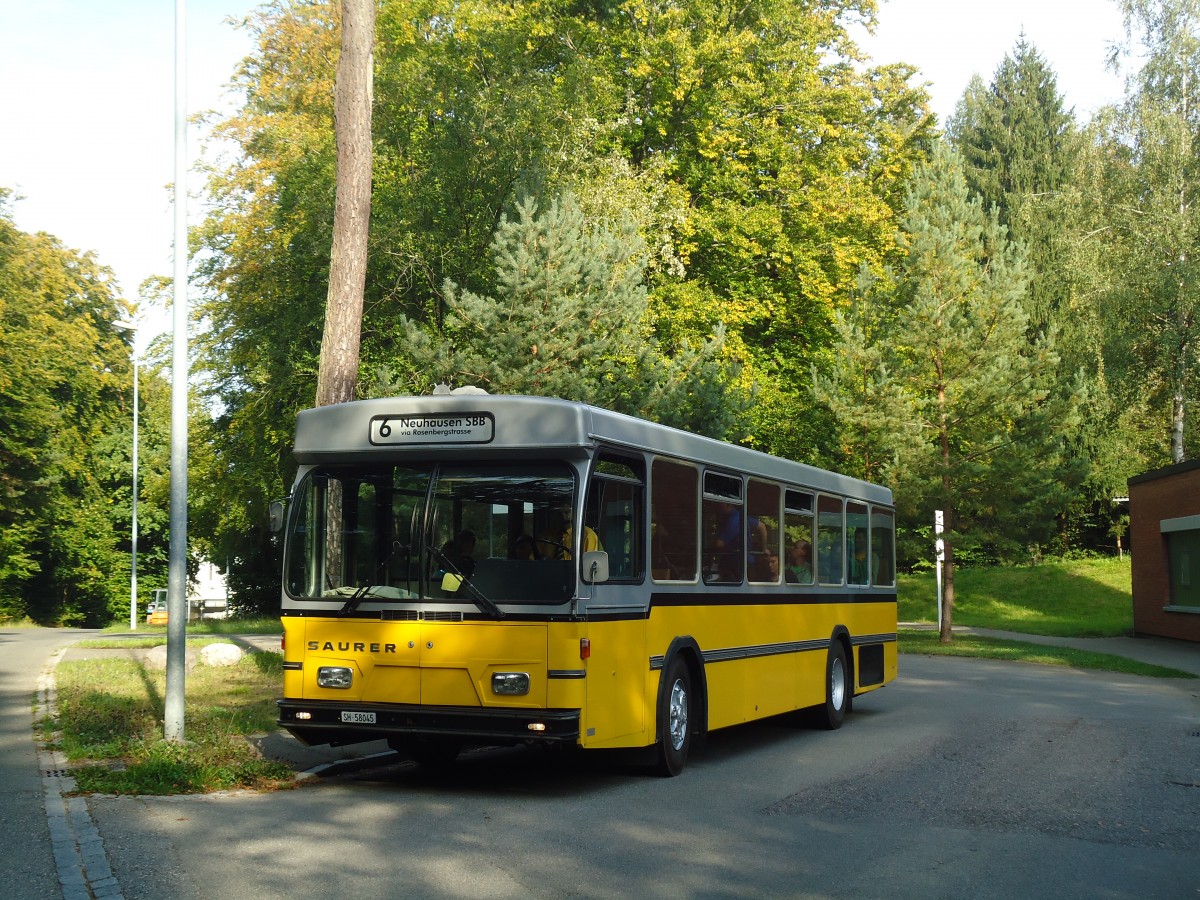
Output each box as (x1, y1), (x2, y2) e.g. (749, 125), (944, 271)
(269, 500), (286, 534)
(581, 550), (609, 584)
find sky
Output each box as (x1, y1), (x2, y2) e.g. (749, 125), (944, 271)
(1, 0), (1135, 353)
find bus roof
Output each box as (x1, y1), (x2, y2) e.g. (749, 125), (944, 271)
(293, 395), (892, 506)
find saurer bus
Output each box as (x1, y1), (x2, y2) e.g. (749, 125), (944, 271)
(275, 392), (897, 775)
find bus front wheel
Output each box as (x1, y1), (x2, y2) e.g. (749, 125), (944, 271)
(654, 656), (692, 777)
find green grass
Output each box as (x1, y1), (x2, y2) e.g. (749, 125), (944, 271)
(898, 555), (1133, 637)
(49, 651), (294, 795)
(100, 616), (283, 636)
(898, 628), (1194, 678)
(75, 636), (240, 650)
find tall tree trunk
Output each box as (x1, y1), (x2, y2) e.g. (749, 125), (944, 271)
(315, 0), (375, 408)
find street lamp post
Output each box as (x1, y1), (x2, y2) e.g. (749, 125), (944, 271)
(116, 321), (139, 631)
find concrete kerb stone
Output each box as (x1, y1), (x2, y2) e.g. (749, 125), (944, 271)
(36, 649), (123, 899)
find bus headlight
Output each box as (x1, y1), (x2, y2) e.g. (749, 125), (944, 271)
(317, 666), (353, 689)
(491, 672), (530, 696)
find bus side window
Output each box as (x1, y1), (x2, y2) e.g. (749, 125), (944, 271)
(587, 455), (645, 580)
(871, 506), (896, 586)
(784, 489), (814, 585)
(651, 459), (699, 582)
(702, 471), (743, 584)
(747, 479), (781, 584)
(847, 500), (870, 585)
(817, 494), (844, 585)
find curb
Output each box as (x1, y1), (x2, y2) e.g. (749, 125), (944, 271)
(35, 650), (123, 899)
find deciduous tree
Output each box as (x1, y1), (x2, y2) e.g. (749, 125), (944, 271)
(1104, 0), (1200, 463)
(0, 191), (166, 624)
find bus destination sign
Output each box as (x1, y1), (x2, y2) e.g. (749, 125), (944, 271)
(369, 412), (495, 445)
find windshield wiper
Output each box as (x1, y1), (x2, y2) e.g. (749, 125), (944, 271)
(340, 541), (408, 615)
(339, 583), (382, 615)
(429, 544), (505, 620)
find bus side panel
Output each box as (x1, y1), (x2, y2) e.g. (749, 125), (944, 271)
(282, 617), (305, 700)
(546, 621), (587, 717)
(853, 630), (899, 696)
(850, 599), (900, 694)
(642, 598), (897, 736)
(581, 618), (648, 748)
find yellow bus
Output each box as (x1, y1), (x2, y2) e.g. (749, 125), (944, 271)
(275, 393), (897, 775)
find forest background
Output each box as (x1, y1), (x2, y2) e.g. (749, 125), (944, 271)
(2, 0), (1195, 625)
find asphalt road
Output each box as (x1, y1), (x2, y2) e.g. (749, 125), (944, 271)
(4, 629), (1199, 899)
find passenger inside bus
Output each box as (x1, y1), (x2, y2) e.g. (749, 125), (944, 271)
(539, 504), (602, 560)
(786, 538), (813, 584)
(762, 548), (780, 581)
(849, 529), (869, 585)
(509, 533), (540, 560)
(441, 529), (477, 577)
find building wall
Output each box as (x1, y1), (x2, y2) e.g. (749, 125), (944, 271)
(1128, 461), (1200, 642)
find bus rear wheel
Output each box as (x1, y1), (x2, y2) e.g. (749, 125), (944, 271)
(813, 642), (849, 731)
(654, 656), (692, 777)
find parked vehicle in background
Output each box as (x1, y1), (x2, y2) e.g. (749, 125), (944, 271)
(145, 589), (168, 625)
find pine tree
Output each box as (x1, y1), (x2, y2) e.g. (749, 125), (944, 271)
(949, 36), (1079, 331)
(948, 38), (1113, 551)
(815, 147), (1083, 641)
(386, 193), (740, 437)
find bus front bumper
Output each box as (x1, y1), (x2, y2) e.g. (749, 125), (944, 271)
(277, 699), (581, 748)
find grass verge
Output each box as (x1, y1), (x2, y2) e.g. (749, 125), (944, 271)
(899, 628), (1196, 678)
(898, 555), (1134, 636)
(101, 616), (283, 636)
(49, 650), (295, 795)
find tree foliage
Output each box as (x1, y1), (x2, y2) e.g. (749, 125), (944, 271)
(0, 192), (168, 625)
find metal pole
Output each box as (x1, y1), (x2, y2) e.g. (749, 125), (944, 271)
(131, 354), (139, 631)
(164, 0), (188, 742)
(934, 510), (944, 634)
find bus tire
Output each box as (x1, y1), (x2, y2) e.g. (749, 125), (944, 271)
(815, 641), (849, 731)
(654, 656), (692, 777)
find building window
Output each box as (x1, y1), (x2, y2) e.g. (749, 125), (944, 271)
(1166, 529), (1200, 609)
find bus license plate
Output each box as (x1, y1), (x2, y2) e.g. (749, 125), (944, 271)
(341, 711), (376, 724)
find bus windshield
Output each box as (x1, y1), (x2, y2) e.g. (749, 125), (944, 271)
(284, 461), (578, 606)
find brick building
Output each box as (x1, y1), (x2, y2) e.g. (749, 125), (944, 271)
(1128, 461), (1200, 642)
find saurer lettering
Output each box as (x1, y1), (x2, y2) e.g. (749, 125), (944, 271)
(307, 641), (398, 654)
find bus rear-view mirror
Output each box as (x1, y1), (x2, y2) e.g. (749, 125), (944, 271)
(581, 550), (609, 584)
